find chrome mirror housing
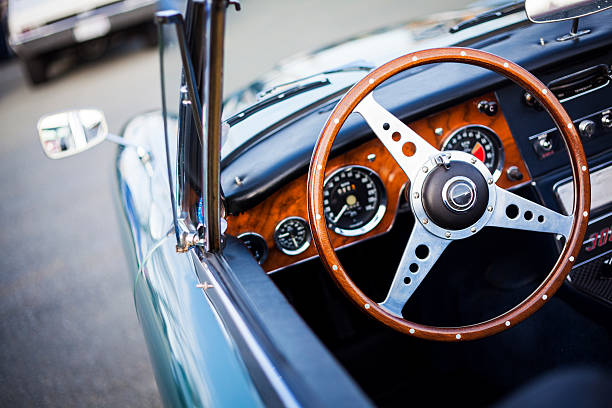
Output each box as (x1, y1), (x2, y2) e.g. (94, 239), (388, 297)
(37, 109), (108, 159)
(525, 0), (612, 23)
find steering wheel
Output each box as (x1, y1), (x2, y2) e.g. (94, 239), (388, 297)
(307, 48), (590, 341)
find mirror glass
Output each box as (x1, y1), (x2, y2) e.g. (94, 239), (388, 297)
(525, 0), (612, 23)
(38, 110), (108, 159)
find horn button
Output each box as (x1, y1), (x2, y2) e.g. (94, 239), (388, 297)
(421, 161), (489, 230)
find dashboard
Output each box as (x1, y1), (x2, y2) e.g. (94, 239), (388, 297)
(219, 9), (612, 309)
(226, 92), (531, 273)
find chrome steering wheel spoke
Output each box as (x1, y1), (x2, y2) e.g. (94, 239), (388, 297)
(354, 93), (440, 182)
(487, 185), (573, 238)
(379, 222), (450, 317)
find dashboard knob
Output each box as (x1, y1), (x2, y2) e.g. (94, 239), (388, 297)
(602, 114), (612, 128)
(506, 166), (523, 181)
(578, 119), (596, 139)
(477, 100), (498, 116)
(522, 92), (542, 110)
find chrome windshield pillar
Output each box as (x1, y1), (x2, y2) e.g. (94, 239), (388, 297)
(202, 0), (228, 253)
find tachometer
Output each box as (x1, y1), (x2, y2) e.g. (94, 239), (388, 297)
(323, 166), (387, 236)
(442, 125), (504, 180)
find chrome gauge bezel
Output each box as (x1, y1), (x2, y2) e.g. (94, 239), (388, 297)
(323, 165), (387, 237)
(441, 124), (505, 182)
(410, 151), (497, 240)
(273, 216), (311, 256)
(237, 232), (269, 264)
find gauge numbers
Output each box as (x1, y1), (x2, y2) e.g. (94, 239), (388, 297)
(442, 125), (504, 180)
(274, 217), (311, 255)
(323, 166), (387, 236)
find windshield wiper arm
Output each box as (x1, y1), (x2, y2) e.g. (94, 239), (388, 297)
(256, 65), (372, 100)
(226, 78), (330, 126)
(226, 65), (372, 126)
(450, 1), (525, 33)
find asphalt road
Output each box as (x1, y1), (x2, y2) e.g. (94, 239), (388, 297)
(0, 0), (470, 406)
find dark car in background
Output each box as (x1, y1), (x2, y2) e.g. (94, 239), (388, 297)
(7, 0), (157, 83)
(0, 0), (11, 60)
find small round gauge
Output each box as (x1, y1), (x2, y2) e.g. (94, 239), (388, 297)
(323, 166), (387, 237)
(442, 125), (505, 180)
(274, 217), (311, 255)
(237, 232), (268, 264)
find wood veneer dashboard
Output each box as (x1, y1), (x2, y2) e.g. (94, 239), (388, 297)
(226, 92), (531, 273)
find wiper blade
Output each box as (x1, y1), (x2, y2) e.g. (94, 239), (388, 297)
(450, 1), (524, 33)
(226, 64), (372, 126)
(256, 65), (373, 100)
(226, 78), (331, 126)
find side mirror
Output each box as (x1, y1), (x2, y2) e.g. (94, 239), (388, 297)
(525, 0), (612, 23)
(37, 109), (108, 159)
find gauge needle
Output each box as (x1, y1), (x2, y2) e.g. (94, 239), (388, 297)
(333, 205), (348, 224)
(471, 142), (485, 162)
(291, 236), (298, 248)
(277, 233), (290, 238)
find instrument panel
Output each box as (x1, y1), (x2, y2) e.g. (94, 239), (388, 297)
(227, 92), (531, 273)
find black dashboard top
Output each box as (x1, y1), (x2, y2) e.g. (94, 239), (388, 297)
(221, 10), (612, 215)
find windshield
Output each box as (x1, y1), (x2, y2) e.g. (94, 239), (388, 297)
(221, 1), (528, 161)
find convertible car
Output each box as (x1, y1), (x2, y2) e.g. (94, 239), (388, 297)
(38, 0), (612, 406)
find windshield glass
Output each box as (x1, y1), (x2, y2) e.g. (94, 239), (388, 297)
(221, 1), (527, 161)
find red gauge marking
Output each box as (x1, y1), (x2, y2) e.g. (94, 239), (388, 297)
(471, 142), (485, 162)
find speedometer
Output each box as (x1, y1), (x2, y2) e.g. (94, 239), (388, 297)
(441, 125), (504, 180)
(323, 166), (386, 237)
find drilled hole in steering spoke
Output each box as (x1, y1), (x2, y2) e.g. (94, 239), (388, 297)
(383, 123), (390, 131)
(404, 276), (412, 285)
(409, 263), (419, 273)
(506, 204), (519, 219)
(392, 131), (401, 142)
(524, 211), (533, 221)
(415, 245), (429, 260)
(538, 215), (545, 223)
(402, 142), (416, 157)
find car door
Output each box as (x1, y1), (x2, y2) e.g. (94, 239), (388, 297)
(115, 9), (266, 406)
(117, 1), (371, 406)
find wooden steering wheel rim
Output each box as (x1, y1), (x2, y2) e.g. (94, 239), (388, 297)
(307, 47), (590, 341)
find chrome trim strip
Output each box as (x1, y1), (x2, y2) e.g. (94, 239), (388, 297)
(573, 248), (612, 269)
(192, 252), (301, 408)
